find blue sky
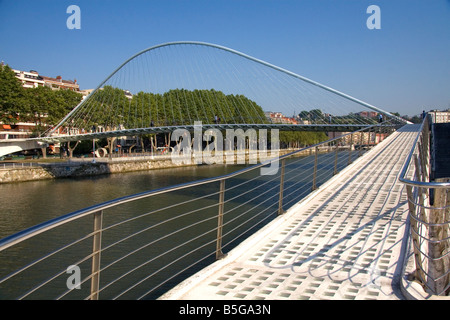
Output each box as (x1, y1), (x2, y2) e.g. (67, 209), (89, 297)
(0, 0), (449, 117)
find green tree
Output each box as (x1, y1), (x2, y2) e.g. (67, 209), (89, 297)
(26, 86), (53, 125)
(0, 64), (28, 124)
(66, 87), (268, 130)
(52, 89), (82, 124)
(410, 115), (422, 124)
(280, 131), (328, 148)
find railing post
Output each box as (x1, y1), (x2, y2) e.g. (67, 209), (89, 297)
(423, 124), (430, 177)
(348, 133), (353, 165)
(90, 210), (103, 300)
(376, 124), (381, 143)
(358, 132), (363, 157)
(278, 159), (286, 215)
(418, 140), (427, 182)
(413, 154), (430, 290)
(216, 179), (226, 260)
(333, 143), (339, 175)
(312, 146), (319, 191)
(414, 154), (428, 205)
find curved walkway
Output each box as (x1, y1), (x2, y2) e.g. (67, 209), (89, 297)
(161, 124), (420, 300)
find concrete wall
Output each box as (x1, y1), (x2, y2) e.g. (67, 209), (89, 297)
(0, 158), (194, 184)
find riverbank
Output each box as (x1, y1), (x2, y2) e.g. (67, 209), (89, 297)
(0, 148), (328, 184)
(0, 156), (193, 184)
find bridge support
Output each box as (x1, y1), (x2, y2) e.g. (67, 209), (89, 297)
(0, 139), (48, 158)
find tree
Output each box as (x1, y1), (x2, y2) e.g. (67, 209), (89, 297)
(279, 131), (328, 148)
(60, 86), (268, 133)
(0, 64), (28, 124)
(310, 109), (324, 122)
(299, 111), (310, 120)
(409, 115), (422, 124)
(52, 89), (82, 124)
(26, 86), (54, 128)
(0, 64), (83, 132)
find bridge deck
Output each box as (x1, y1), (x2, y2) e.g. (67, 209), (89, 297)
(161, 124), (421, 300)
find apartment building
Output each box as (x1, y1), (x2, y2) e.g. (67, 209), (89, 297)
(13, 69), (45, 88)
(428, 109), (450, 123)
(12, 67), (80, 91)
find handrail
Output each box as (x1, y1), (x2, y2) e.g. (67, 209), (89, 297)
(399, 115), (450, 188)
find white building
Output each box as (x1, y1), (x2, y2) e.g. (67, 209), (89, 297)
(12, 67), (80, 91)
(13, 69), (45, 88)
(429, 109), (450, 123)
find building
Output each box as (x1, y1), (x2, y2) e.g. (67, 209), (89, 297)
(12, 66), (80, 92)
(327, 131), (388, 145)
(428, 109), (450, 123)
(41, 75), (79, 91)
(359, 111), (379, 119)
(80, 89), (94, 99)
(265, 111), (300, 124)
(13, 69), (45, 88)
(1, 66), (81, 146)
(0, 122), (35, 139)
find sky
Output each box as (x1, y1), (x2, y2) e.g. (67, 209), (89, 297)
(0, 0), (449, 117)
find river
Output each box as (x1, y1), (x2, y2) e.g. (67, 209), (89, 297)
(0, 163), (248, 240)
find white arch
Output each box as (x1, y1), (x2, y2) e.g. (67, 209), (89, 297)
(49, 41), (406, 135)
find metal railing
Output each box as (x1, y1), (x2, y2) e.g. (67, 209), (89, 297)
(399, 115), (450, 296)
(1, 162), (42, 169)
(0, 123), (396, 299)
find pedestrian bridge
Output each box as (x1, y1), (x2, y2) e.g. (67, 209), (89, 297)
(1, 119), (448, 300)
(0, 41), (446, 300)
